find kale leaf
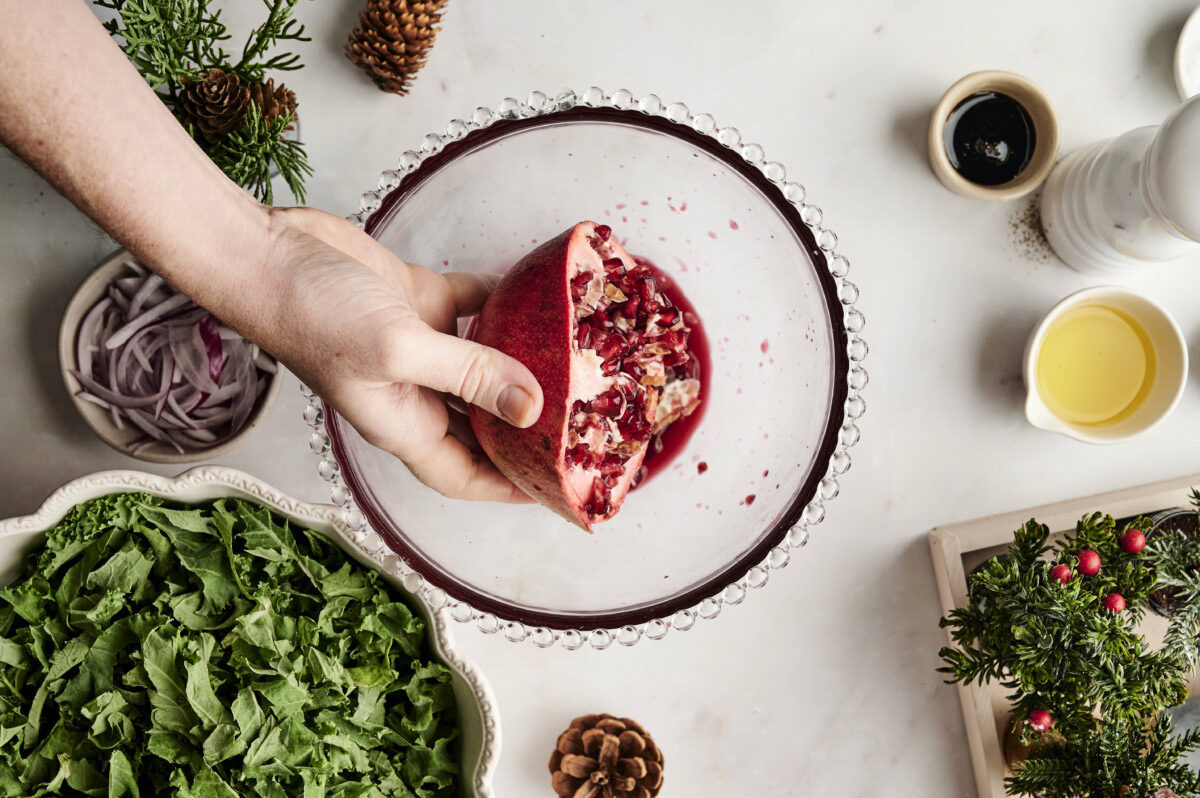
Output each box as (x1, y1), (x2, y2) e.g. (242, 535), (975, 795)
(0, 493), (460, 797)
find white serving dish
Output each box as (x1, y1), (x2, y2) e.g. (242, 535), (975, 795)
(0, 466), (499, 798)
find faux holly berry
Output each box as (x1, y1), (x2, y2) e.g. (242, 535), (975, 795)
(1028, 709), (1053, 731)
(1049, 564), (1072, 583)
(1103, 592), (1126, 613)
(1077, 549), (1101, 576)
(1120, 528), (1146, 554)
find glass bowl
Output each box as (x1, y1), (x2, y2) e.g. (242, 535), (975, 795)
(304, 88), (867, 649)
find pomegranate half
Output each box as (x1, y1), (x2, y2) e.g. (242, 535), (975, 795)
(469, 221), (701, 531)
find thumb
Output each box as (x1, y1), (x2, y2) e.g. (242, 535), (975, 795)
(392, 325), (544, 427)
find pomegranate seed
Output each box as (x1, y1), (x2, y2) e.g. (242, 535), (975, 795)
(638, 276), (657, 300)
(596, 337), (623, 359)
(657, 307), (679, 326)
(576, 325), (594, 350)
(601, 358), (620, 376)
(566, 443), (590, 466)
(593, 224), (611, 241)
(571, 272), (591, 298)
(590, 391), (623, 417)
(603, 258), (624, 275)
(623, 295), (641, 318)
(631, 466), (648, 488)
(642, 298), (661, 316)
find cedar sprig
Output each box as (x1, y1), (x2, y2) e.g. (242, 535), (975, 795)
(94, 0), (311, 204)
(1005, 715), (1200, 798)
(95, 0), (232, 91)
(236, 0), (311, 81)
(205, 103), (311, 205)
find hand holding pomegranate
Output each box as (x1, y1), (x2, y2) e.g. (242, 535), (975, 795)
(244, 207), (545, 503)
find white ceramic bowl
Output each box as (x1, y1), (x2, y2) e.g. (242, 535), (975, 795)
(1176, 3), (1200, 100)
(0, 466), (500, 797)
(58, 250), (284, 464)
(1023, 286), (1188, 444)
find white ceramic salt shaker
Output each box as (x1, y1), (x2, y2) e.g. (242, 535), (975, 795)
(1040, 93), (1200, 274)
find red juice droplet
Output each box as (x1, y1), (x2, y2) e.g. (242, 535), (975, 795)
(745, 494), (756, 506)
(761, 339), (770, 353)
(729, 220), (739, 230)
(697, 462), (708, 474)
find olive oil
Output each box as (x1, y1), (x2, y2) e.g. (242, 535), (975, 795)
(1035, 305), (1156, 427)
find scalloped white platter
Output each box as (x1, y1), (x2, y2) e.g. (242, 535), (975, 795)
(0, 466), (499, 798)
(930, 471), (1200, 798)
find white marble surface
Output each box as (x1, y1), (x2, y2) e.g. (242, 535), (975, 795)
(4, 1), (1200, 794)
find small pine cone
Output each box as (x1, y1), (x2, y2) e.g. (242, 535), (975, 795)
(179, 68), (250, 142)
(247, 78), (299, 131)
(345, 0), (448, 95)
(549, 714), (664, 798)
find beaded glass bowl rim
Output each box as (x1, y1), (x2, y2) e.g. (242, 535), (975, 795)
(302, 87), (868, 650)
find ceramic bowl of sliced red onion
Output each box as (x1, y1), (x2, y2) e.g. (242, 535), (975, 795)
(58, 250), (282, 463)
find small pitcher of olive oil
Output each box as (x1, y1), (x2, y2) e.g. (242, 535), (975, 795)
(1024, 287), (1188, 443)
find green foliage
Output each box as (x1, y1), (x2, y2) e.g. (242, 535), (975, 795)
(939, 515), (1184, 742)
(94, 0), (311, 204)
(204, 102), (312, 207)
(0, 493), (460, 796)
(1006, 715), (1200, 798)
(1146, 492), (1200, 671)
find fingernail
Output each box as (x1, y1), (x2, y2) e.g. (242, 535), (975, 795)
(498, 385), (535, 427)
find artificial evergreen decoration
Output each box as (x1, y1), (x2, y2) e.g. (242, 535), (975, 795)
(94, 0), (312, 204)
(1146, 491), (1200, 670)
(345, 0), (448, 95)
(939, 515), (1186, 743)
(1004, 716), (1200, 798)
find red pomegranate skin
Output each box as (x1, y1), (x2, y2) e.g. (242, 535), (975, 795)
(469, 222), (646, 530)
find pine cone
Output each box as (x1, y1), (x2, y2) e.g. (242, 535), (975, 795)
(345, 0), (448, 95)
(247, 78), (299, 131)
(549, 714), (664, 798)
(179, 69), (250, 142)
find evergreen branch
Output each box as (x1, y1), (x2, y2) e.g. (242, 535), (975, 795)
(96, 0), (313, 205)
(95, 0), (230, 88)
(206, 106), (311, 205)
(1006, 716), (1200, 798)
(236, 0), (311, 80)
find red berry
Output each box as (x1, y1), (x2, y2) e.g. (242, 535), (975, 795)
(1077, 549), (1101, 576)
(1050, 564), (1072, 584)
(1103, 592), (1126, 613)
(1028, 709), (1052, 731)
(1120, 529), (1146, 554)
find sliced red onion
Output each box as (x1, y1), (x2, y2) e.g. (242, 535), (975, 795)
(104, 293), (190, 351)
(72, 262), (278, 453)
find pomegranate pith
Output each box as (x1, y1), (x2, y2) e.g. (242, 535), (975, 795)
(469, 221), (702, 531)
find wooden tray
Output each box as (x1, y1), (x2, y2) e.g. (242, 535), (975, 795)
(929, 472), (1200, 798)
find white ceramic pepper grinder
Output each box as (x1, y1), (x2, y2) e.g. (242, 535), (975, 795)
(1040, 93), (1200, 274)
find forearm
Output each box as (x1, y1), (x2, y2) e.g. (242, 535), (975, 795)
(0, 1), (274, 336)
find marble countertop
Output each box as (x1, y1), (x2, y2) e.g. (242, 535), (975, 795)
(5, 1), (1200, 794)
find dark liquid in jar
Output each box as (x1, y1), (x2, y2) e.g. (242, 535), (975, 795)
(944, 91), (1036, 186)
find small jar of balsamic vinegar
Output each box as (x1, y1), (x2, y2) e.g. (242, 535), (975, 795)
(928, 71), (1059, 201)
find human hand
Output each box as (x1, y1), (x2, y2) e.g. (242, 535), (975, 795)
(244, 206), (543, 502)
